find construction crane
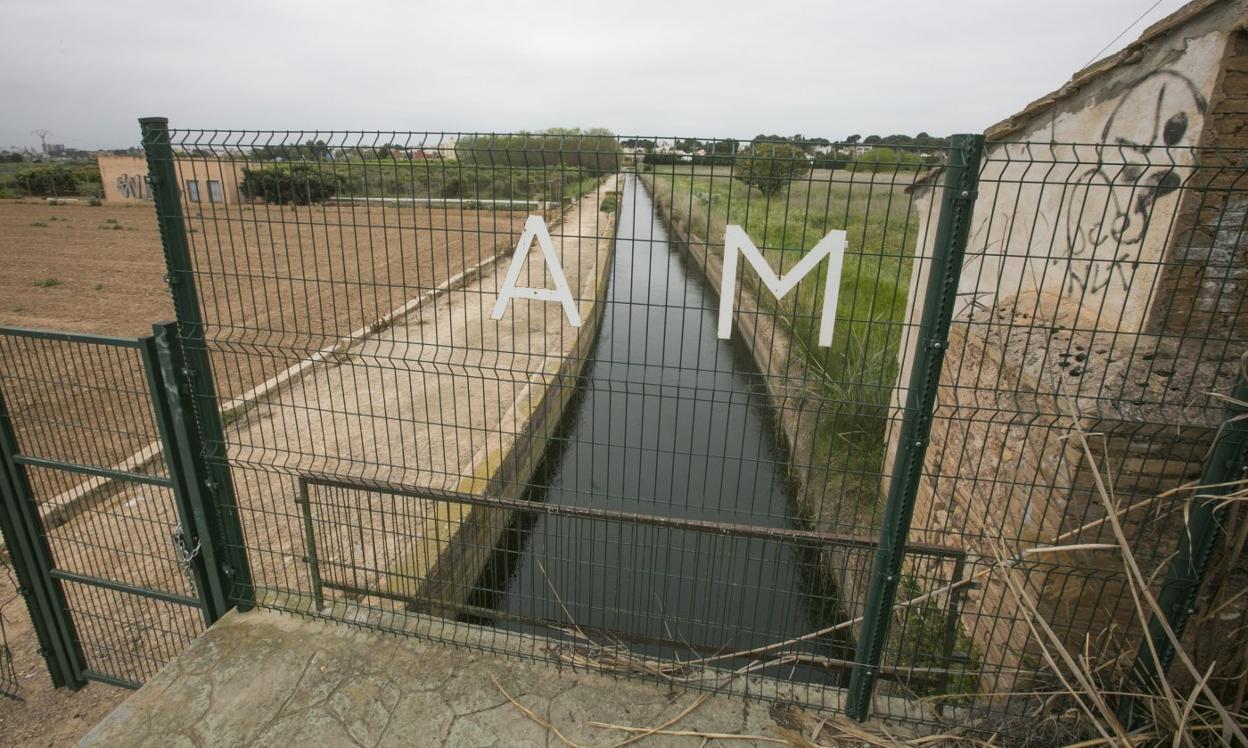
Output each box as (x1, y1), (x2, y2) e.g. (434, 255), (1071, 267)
(31, 129), (51, 154)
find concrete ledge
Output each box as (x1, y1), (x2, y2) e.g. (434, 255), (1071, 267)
(79, 606), (933, 746)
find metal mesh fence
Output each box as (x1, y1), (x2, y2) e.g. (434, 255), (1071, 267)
(0, 332), (168, 482)
(876, 141), (1248, 731)
(0, 558), (20, 700)
(148, 130), (965, 717)
(0, 329), (206, 688)
(0, 129), (1236, 736)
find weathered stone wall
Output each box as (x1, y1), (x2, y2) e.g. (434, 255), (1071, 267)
(893, 0), (1248, 693)
(1162, 25), (1248, 696)
(1154, 27), (1248, 346)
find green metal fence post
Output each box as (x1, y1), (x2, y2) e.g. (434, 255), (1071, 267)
(0, 389), (87, 689)
(145, 323), (231, 622)
(140, 117), (254, 610)
(845, 134), (984, 721)
(1121, 372), (1248, 721)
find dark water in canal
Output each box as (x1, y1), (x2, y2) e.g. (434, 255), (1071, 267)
(473, 176), (836, 679)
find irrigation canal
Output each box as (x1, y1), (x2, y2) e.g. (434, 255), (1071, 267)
(473, 175), (837, 680)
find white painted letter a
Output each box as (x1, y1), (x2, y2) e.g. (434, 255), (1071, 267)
(491, 215), (581, 327)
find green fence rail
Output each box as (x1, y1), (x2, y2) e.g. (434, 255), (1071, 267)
(846, 133), (985, 719)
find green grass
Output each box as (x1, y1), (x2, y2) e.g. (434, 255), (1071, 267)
(33, 278), (60, 288)
(645, 165), (921, 522)
(29, 221), (48, 227)
(886, 575), (980, 701)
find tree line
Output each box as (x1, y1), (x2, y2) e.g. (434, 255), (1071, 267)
(622, 132), (950, 155)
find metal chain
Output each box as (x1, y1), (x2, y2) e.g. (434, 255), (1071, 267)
(170, 524), (201, 595)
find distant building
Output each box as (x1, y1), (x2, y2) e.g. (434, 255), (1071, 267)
(97, 154), (247, 205)
(436, 135), (458, 161)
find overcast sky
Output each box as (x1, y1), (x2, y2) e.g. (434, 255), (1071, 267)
(0, 0), (1190, 150)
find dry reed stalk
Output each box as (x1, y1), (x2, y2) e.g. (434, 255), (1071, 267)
(1063, 419), (1247, 746)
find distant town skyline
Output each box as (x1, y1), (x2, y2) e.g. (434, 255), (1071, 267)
(1, 0), (1191, 151)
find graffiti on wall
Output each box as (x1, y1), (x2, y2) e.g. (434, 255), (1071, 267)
(115, 174), (149, 200)
(1055, 70), (1208, 295)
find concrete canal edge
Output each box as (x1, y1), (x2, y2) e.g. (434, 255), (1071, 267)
(79, 606), (938, 746)
(381, 178), (623, 614)
(643, 177), (872, 640)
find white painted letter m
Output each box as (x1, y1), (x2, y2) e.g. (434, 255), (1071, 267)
(718, 225), (847, 347)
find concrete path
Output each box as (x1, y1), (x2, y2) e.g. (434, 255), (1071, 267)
(79, 609), (803, 747)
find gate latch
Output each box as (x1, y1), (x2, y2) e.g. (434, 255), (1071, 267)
(171, 524), (202, 592)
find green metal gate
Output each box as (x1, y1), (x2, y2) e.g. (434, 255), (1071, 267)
(0, 324), (228, 689)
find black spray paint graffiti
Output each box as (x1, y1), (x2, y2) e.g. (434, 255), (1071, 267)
(115, 174), (149, 200)
(1056, 70), (1208, 295)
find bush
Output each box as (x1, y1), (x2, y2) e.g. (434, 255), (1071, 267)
(812, 152), (851, 170)
(15, 165), (79, 196)
(241, 165), (340, 204)
(642, 153), (735, 167)
(735, 142), (810, 197)
(847, 147), (925, 172)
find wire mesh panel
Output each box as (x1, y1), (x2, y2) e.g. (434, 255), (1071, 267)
(143, 128), (1247, 736)
(0, 332), (168, 482)
(148, 129), (965, 715)
(883, 141), (1248, 733)
(57, 581), (203, 686)
(0, 328), (206, 688)
(0, 558), (20, 700)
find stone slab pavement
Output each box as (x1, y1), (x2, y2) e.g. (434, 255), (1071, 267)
(79, 608), (828, 747)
